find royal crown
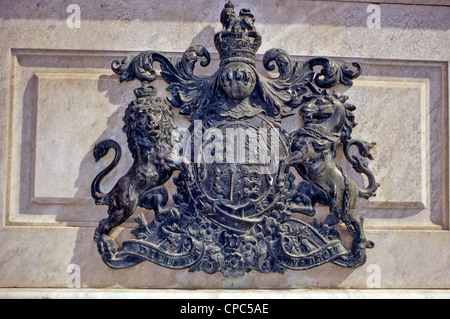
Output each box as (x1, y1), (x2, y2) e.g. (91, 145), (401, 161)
(214, 1), (262, 66)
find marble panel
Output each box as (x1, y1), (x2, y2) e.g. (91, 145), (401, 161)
(0, 0), (448, 290)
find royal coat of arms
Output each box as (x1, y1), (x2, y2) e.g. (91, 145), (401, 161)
(90, 1), (379, 277)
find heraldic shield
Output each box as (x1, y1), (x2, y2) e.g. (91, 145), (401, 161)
(90, 1), (379, 277)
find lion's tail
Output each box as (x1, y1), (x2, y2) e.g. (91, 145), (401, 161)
(91, 139), (122, 205)
(343, 139), (380, 199)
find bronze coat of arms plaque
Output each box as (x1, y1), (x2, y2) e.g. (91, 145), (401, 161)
(90, 1), (379, 277)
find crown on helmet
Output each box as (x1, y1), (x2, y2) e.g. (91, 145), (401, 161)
(214, 1), (262, 66)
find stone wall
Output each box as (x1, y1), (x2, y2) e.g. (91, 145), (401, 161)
(0, 0), (449, 293)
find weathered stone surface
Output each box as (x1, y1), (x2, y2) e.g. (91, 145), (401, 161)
(0, 0), (449, 291)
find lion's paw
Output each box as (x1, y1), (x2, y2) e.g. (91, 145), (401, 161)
(97, 235), (118, 257)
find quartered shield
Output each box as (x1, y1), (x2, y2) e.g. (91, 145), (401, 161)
(184, 118), (289, 233)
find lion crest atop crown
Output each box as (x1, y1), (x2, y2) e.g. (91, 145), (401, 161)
(215, 1), (262, 66)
